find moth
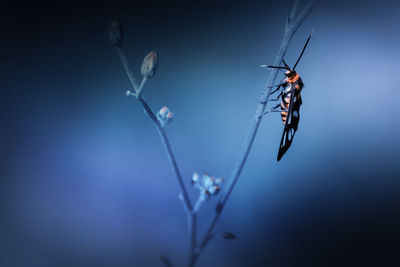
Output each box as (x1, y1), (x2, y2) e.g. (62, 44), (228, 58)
(265, 33), (312, 161)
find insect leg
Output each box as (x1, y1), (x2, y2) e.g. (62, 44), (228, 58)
(268, 91), (283, 102)
(259, 103), (283, 117)
(260, 109), (282, 116)
(268, 82), (286, 89)
(270, 87), (283, 95)
(261, 83), (282, 104)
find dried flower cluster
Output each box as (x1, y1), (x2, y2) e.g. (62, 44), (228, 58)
(192, 172), (223, 200)
(157, 106), (174, 127)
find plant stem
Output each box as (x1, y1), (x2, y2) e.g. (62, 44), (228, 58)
(193, 194), (205, 214)
(113, 44), (196, 265)
(188, 212), (197, 266)
(138, 94), (197, 266)
(194, 0), (319, 265)
(136, 76), (148, 98)
(116, 47), (139, 93)
(137, 97), (192, 210)
(115, 45), (193, 212)
(113, 1), (318, 265)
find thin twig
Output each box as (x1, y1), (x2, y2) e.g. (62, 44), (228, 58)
(115, 44), (193, 212)
(116, 47), (139, 92)
(193, 0), (319, 264)
(136, 76), (148, 98)
(113, 44), (197, 265)
(139, 96), (199, 266)
(137, 96), (192, 212)
(139, 89), (198, 266)
(289, 0), (300, 23)
(193, 195), (205, 214)
(188, 213), (197, 266)
(112, 1), (318, 265)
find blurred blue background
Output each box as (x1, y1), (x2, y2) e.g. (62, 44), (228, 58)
(2, 0), (400, 266)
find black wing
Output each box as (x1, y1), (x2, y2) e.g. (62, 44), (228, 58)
(277, 84), (302, 161)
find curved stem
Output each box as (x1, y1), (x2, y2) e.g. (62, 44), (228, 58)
(116, 46), (139, 92)
(195, 0), (319, 263)
(112, 1), (318, 265)
(139, 95), (197, 265)
(137, 96), (193, 212)
(113, 44), (196, 265)
(114, 44), (193, 212)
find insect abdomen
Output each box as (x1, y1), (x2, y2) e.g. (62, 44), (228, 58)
(280, 95), (290, 124)
(280, 81), (302, 124)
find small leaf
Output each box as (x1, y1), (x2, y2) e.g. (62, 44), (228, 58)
(160, 255), (173, 267)
(223, 232), (237, 240)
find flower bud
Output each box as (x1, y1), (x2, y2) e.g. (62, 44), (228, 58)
(159, 107), (168, 118)
(192, 171), (224, 199)
(108, 20), (123, 47)
(141, 50), (158, 78)
(125, 90), (134, 96)
(157, 106), (173, 126)
(192, 173), (200, 185)
(207, 185), (220, 195)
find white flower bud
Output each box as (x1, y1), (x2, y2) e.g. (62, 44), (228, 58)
(192, 172), (200, 184)
(141, 50), (158, 78)
(157, 106), (173, 126)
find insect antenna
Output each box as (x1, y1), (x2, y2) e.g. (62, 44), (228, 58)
(293, 32), (312, 70)
(267, 65), (289, 70)
(282, 60), (290, 69)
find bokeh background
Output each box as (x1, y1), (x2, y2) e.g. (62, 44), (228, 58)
(2, 0), (400, 266)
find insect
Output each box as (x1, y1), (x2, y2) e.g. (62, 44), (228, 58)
(264, 33), (312, 161)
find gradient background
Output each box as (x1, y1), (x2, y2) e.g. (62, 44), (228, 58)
(2, 0), (400, 266)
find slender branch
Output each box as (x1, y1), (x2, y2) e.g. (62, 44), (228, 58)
(114, 44), (193, 212)
(188, 213), (197, 266)
(193, 195), (205, 214)
(141, 100), (197, 265)
(287, 0), (319, 35)
(136, 76), (148, 98)
(195, 0), (319, 262)
(138, 97), (197, 262)
(116, 47), (140, 92)
(137, 96), (193, 212)
(139, 87), (198, 266)
(111, 1), (318, 265)
(289, 0), (300, 23)
(113, 43), (197, 266)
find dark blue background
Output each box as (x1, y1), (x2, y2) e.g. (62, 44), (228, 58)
(2, 0), (400, 266)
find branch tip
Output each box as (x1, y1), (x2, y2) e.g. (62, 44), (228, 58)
(108, 20), (123, 47)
